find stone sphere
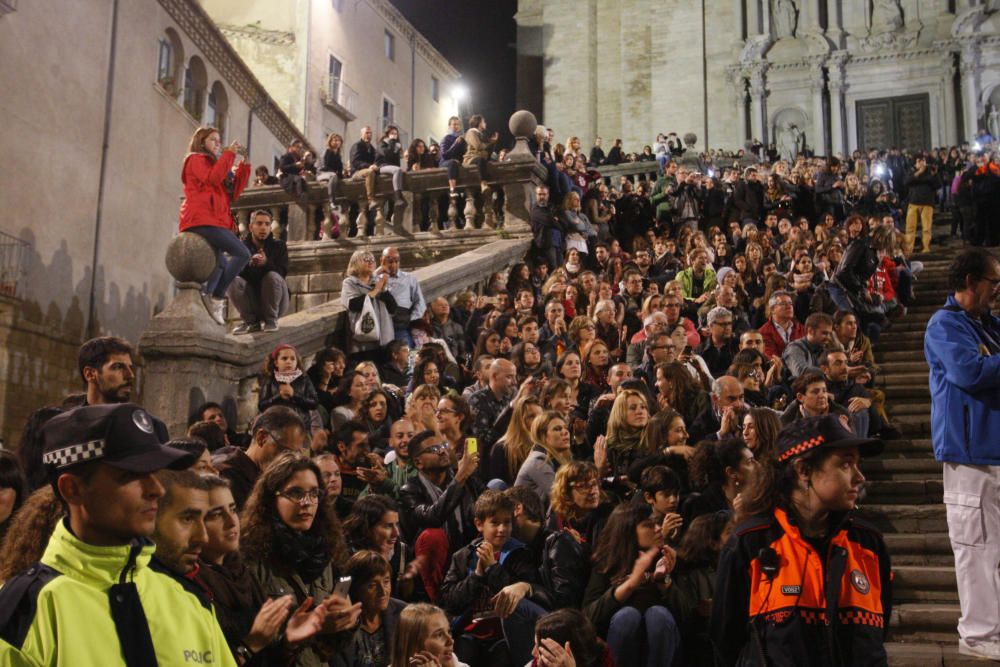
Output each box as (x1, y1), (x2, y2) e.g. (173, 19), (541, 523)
(165, 232), (216, 284)
(509, 110), (538, 138)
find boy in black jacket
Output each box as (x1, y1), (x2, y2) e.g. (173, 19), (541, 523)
(440, 490), (549, 667)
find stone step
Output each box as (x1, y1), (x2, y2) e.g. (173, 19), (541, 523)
(882, 438), (934, 457)
(890, 603), (959, 634)
(886, 402), (933, 417)
(885, 534), (954, 567)
(893, 566), (956, 594)
(881, 385), (931, 400)
(878, 323), (931, 335)
(878, 348), (928, 361)
(892, 415), (932, 436)
(863, 458), (942, 478)
(885, 641), (984, 666)
(879, 361), (930, 374)
(881, 373), (929, 387)
(857, 504), (946, 533)
(865, 480), (942, 505)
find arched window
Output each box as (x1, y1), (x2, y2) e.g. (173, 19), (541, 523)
(206, 81), (229, 139)
(156, 28), (184, 96)
(183, 56), (208, 120)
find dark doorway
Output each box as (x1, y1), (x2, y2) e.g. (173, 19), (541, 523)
(856, 93), (931, 151)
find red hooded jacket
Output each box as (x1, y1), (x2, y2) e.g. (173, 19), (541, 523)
(178, 149), (250, 232)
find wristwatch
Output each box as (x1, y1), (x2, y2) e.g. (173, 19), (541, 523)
(235, 643), (255, 663)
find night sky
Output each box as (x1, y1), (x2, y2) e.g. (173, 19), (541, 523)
(389, 0), (519, 141)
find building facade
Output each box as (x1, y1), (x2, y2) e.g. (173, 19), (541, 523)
(200, 0), (462, 156)
(516, 0), (1000, 156)
(0, 0), (302, 447)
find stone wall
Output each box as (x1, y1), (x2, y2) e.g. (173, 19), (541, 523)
(517, 1), (994, 154)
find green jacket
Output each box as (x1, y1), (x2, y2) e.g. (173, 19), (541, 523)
(677, 267), (717, 300)
(0, 519), (236, 667)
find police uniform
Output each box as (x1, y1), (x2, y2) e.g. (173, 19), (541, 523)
(710, 415), (892, 667)
(0, 403), (237, 667)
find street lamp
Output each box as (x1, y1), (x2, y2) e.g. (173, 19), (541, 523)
(452, 82), (469, 119)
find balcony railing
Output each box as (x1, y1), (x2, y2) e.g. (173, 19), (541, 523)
(323, 76), (358, 121)
(0, 230), (29, 299)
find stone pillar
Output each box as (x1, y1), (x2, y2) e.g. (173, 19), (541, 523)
(828, 57), (847, 155)
(942, 56), (959, 146)
(749, 66), (768, 145)
(960, 41), (981, 141)
(811, 63), (827, 155)
(728, 69), (748, 148)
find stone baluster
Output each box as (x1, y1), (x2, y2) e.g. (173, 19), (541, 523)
(447, 195), (460, 229)
(319, 201), (333, 240)
(428, 195), (440, 231)
(464, 188), (478, 228)
(483, 191), (497, 229)
(355, 195), (370, 238)
(236, 209), (250, 236)
(373, 198), (387, 237)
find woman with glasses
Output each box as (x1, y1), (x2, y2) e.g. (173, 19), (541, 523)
(341, 250), (397, 365)
(434, 394), (471, 463)
(241, 452), (361, 666)
(542, 462), (611, 610)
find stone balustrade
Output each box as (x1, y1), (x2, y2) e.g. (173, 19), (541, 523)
(232, 159), (547, 242)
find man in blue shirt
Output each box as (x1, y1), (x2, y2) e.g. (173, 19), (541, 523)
(925, 247), (1000, 661)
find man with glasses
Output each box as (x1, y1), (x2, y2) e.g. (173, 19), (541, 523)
(626, 312), (670, 366)
(662, 294), (701, 350)
(213, 406), (305, 510)
(759, 289), (805, 359)
(698, 307), (740, 378)
(399, 430), (483, 600)
(636, 332), (676, 389)
(925, 248), (1000, 660)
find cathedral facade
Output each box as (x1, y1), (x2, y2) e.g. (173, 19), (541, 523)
(515, 0), (1000, 155)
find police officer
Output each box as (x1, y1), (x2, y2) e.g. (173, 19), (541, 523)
(0, 403), (237, 666)
(710, 415), (892, 666)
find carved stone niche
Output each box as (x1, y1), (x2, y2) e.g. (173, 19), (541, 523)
(771, 108), (809, 160)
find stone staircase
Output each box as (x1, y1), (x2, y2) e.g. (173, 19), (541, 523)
(857, 234), (979, 665)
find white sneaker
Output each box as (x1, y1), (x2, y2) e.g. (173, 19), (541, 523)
(201, 294), (226, 325)
(959, 638), (1000, 661)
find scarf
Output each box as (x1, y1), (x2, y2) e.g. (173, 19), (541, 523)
(271, 520), (331, 584)
(274, 369), (303, 384)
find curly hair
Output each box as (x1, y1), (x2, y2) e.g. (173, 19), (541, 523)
(240, 452), (347, 568)
(550, 461), (600, 523)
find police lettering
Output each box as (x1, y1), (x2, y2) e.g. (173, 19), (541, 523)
(183, 649), (214, 663)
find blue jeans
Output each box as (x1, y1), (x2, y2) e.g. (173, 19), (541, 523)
(607, 605), (680, 667)
(502, 599), (547, 667)
(187, 226), (252, 298)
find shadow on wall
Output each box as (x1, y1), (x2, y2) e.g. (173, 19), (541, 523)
(1, 227), (168, 446)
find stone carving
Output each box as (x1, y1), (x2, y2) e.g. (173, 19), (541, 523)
(871, 0), (904, 35)
(777, 123), (804, 161)
(989, 105), (1000, 141)
(772, 0), (798, 39)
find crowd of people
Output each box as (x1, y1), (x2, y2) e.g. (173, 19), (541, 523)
(1, 116), (1000, 666)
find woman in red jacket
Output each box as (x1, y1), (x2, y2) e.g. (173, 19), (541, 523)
(179, 126), (252, 324)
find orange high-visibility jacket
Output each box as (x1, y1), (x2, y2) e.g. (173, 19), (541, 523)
(710, 507), (892, 667)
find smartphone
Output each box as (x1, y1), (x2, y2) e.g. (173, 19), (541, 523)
(334, 576), (352, 599)
(466, 437), (478, 457)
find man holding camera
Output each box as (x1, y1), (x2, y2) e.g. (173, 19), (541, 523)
(905, 154), (942, 254)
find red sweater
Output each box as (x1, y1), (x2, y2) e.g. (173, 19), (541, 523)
(759, 318), (805, 359)
(178, 149), (250, 232)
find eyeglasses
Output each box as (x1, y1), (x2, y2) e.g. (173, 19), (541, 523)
(571, 479), (600, 491)
(980, 276), (1000, 287)
(712, 321), (734, 327)
(414, 443), (448, 457)
(652, 345), (675, 351)
(276, 487), (322, 505)
(435, 408), (457, 416)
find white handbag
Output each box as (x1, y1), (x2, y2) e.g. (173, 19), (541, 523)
(353, 296), (381, 343)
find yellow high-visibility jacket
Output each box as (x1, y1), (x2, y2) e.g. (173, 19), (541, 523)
(0, 519), (236, 667)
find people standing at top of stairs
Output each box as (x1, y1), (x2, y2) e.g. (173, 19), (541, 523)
(924, 247), (1000, 662)
(179, 126), (252, 326)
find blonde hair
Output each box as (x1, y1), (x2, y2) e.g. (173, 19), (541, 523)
(389, 604), (449, 667)
(529, 410), (572, 467)
(498, 397), (542, 479)
(345, 250), (375, 277)
(406, 384), (441, 410)
(354, 361), (381, 386)
(606, 389), (649, 452)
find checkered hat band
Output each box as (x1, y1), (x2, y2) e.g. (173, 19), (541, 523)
(42, 439), (106, 468)
(778, 435), (825, 463)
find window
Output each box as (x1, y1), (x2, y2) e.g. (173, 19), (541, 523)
(157, 39), (173, 82)
(182, 56), (208, 119)
(431, 76), (439, 103)
(384, 30), (395, 61)
(206, 82), (229, 139)
(381, 96), (395, 128)
(156, 29), (184, 95)
(328, 54), (343, 101)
